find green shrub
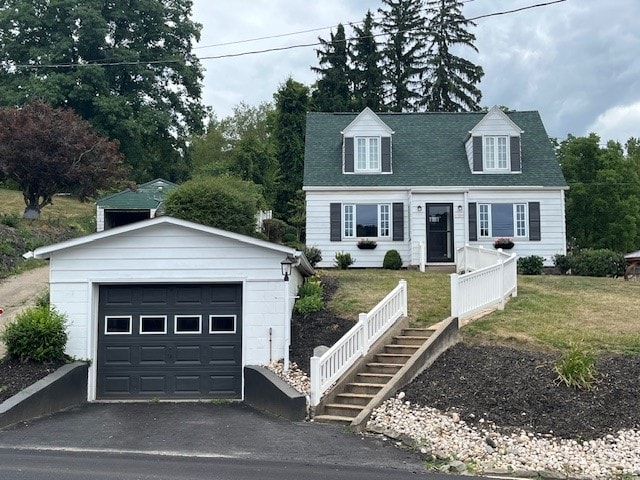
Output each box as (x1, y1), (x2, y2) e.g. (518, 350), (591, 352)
(35, 289), (50, 308)
(383, 250), (403, 270)
(293, 294), (323, 315)
(262, 218), (288, 243)
(554, 343), (598, 390)
(0, 305), (68, 363)
(298, 280), (323, 299)
(553, 254), (571, 274)
(303, 246), (322, 268)
(282, 232), (297, 243)
(334, 251), (354, 269)
(164, 175), (265, 236)
(517, 255), (544, 275)
(569, 249), (626, 277)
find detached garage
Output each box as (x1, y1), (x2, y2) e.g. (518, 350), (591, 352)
(28, 217), (313, 401)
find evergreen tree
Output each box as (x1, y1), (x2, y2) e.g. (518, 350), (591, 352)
(377, 0), (427, 112)
(0, 0), (206, 182)
(421, 0), (484, 111)
(350, 10), (385, 111)
(311, 24), (351, 112)
(273, 78), (309, 216)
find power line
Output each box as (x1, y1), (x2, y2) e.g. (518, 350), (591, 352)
(7, 0), (567, 69)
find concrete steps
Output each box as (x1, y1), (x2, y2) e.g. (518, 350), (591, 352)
(313, 327), (435, 425)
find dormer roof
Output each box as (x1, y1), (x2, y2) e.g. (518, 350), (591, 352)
(341, 107), (394, 136)
(469, 106), (524, 136)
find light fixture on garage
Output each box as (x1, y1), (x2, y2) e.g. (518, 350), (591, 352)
(281, 257), (293, 282)
(458, 205), (463, 213)
(417, 205), (423, 212)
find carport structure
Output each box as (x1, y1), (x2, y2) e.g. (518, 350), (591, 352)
(27, 216), (313, 401)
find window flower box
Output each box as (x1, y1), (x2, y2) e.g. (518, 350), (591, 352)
(357, 239), (377, 250)
(493, 237), (515, 249)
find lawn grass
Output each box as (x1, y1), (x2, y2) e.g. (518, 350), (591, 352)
(323, 269), (640, 354)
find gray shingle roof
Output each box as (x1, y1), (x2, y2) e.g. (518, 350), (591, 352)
(303, 111), (567, 188)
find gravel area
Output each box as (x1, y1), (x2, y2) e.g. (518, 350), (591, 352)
(267, 360), (310, 395)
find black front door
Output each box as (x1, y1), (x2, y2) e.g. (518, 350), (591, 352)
(426, 203), (454, 263)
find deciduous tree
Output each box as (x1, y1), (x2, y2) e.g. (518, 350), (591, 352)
(0, 0), (206, 182)
(0, 100), (126, 219)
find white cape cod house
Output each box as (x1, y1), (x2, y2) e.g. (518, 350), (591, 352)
(303, 106), (568, 268)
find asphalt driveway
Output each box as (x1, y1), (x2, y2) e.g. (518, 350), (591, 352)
(0, 402), (426, 473)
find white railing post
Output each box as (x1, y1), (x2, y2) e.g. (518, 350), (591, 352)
(419, 242), (426, 272)
(511, 254), (518, 297)
(498, 256), (505, 310)
(358, 312), (368, 354)
(310, 355), (321, 406)
(399, 279), (408, 316)
(450, 273), (459, 318)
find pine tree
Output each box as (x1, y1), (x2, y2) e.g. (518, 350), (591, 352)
(350, 10), (385, 111)
(310, 24), (351, 112)
(377, 0), (427, 112)
(421, 0), (484, 112)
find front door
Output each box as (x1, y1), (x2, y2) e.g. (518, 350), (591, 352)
(426, 203), (454, 263)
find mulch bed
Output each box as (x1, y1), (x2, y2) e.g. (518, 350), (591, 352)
(403, 343), (640, 440)
(0, 357), (66, 403)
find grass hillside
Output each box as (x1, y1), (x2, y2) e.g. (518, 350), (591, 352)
(322, 269), (640, 354)
(0, 187), (95, 278)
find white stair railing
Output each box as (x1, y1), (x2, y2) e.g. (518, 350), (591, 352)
(451, 245), (517, 320)
(309, 279), (407, 407)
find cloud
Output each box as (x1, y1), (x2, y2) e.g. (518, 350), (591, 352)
(587, 102), (640, 144)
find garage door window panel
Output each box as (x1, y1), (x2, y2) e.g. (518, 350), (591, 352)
(209, 315), (236, 334)
(140, 316), (167, 334)
(105, 316), (132, 335)
(175, 315), (202, 334)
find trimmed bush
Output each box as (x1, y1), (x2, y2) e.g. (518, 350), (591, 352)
(569, 249), (626, 277)
(282, 232), (297, 243)
(262, 218), (288, 243)
(383, 250), (403, 270)
(517, 255), (544, 275)
(303, 246), (322, 268)
(334, 251), (354, 269)
(553, 254), (571, 274)
(293, 294), (323, 315)
(165, 175), (265, 237)
(0, 305), (68, 363)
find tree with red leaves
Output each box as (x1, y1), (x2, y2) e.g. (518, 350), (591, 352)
(0, 100), (127, 219)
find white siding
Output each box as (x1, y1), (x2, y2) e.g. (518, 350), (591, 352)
(469, 108), (522, 136)
(46, 222), (304, 399)
(96, 207), (104, 232)
(306, 190), (410, 268)
(467, 189), (567, 266)
(342, 108), (393, 137)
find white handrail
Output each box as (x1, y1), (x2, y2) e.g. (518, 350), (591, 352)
(451, 246), (517, 320)
(310, 279), (407, 407)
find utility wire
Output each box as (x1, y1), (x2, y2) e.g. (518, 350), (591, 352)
(7, 0), (566, 69)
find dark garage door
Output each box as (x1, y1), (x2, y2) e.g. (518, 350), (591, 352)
(97, 284), (242, 399)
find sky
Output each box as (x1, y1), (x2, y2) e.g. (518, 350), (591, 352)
(190, 0), (640, 145)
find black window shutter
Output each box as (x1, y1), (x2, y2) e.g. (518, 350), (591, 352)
(472, 137), (483, 172)
(330, 203), (342, 241)
(529, 202), (541, 241)
(510, 136), (521, 172)
(344, 137), (354, 173)
(381, 137), (391, 172)
(468, 202), (477, 241)
(392, 203), (404, 241)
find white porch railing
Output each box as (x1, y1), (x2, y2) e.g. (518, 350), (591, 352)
(451, 245), (517, 320)
(309, 279), (408, 407)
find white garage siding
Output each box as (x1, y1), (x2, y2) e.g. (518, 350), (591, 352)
(35, 217), (310, 401)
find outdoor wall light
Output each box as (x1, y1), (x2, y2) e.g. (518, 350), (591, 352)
(457, 205), (463, 213)
(281, 258), (293, 282)
(417, 205), (423, 212)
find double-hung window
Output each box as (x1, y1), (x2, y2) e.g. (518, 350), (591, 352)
(484, 136), (508, 170)
(355, 137), (380, 172)
(478, 203), (528, 238)
(343, 204), (390, 238)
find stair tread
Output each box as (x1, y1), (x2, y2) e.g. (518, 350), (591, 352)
(314, 415), (355, 422)
(394, 335), (431, 339)
(376, 353), (413, 357)
(325, 403), (364, 410)
(347, 382), (387, 388)
(385, 344), (420, 349)
(337, 392), (376, 398)
(366, 362), (403, 367)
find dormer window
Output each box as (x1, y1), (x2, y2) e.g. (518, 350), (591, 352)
(484, 136), (509, 170)
(356, 137), (380, 172)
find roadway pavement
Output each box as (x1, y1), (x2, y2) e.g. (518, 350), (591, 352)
(0, 402), (436, 476)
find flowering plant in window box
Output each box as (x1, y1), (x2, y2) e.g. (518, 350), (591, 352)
(493, 237), (515, 249)
(357, 239), (377, 250)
